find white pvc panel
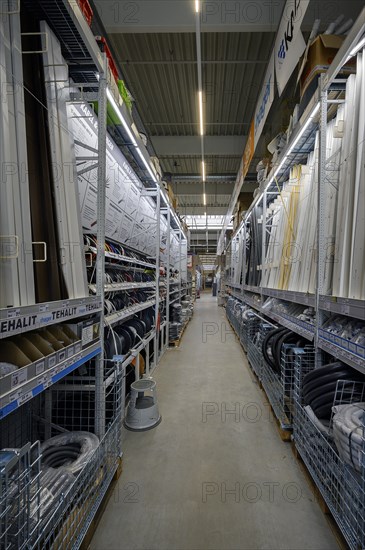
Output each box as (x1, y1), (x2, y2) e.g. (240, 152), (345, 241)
(0, 5), (35, 308)
(41, 22), (88, 299)
(349, 52), (365, 299)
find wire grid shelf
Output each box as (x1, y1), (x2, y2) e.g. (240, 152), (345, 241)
(226, 299), (240, 335)
(262, 345), (315, 430)
(0, 359), (124, 550)
(48, 355), (124, 436)
(247, 318), (267, 379)
(239, 315), (258, 352)
(293, 352), (365, 550)
(0, 442), (41, 550)
(33, 416), (121, 549)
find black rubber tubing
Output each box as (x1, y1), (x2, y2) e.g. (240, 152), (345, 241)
(262, 328), (288, 371)
(271, 330), (292, 372)
(303, 370), (362, 396)
(302, 362), (345, 385)
(274, 331), (299, 369)
(310, 388), (356, 418)
(304, 380), (346, 406)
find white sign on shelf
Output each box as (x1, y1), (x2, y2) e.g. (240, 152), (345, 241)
(254, 51), (275, 149)
(274, 0), (309, 96)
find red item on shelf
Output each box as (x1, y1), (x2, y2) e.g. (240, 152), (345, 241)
(95, 36), (119, 83)
(77, 0), (93, 26)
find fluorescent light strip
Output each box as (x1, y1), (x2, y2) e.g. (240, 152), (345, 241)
(195, 0), (200, 13)
(203, 192), (206, 206)
(240, 102), (320, 230)
(136, 147), (157, 183)
(349, 35), (365, 57)
(198, 91), (204, 136)
(106, 88), (137, 146)
(268, 103), (320, 187)
(202, 160), (205, 182)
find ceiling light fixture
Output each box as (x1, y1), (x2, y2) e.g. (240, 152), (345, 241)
(195, 0), (200, 13)
(348, 34), (365, 58)
(202, 160), (205, 182)
(198, 90), (204, 136)
(106, 88), (137, 146)
(203, 193), (206, 206)
(136, 147), (158, 183)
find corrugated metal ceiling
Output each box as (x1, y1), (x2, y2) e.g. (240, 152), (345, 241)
(109, 32), (275, 138)
(107, 30), (275, 214)
(178, 194), (231, 207)
(159, 155), (241, 174)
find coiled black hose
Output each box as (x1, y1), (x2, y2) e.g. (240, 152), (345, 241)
(302, 363), (365, 420)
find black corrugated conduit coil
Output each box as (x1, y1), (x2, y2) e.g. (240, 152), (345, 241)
(40, 432), (99, 474)
(302, 363), (365, 420)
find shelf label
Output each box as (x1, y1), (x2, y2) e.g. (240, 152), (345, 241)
(9, 390), (21, 403)
(18, 391), (33, 405)
(43, 378), (52, 390)
(7, 309), (20, 318)
(48, 355), (57, 368)
(36, 361), (45, 376)
(11, 369), (27, 389)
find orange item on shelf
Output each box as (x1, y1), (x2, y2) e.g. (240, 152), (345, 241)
(76, 0), (93, 26)
(96, 36), (119, 83)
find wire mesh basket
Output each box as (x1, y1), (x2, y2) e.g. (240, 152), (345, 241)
(293, 352), (365, 550)
(240, 312), (259, 351)
(0, 358), (124, 550)
(247, 318), (270, 379)
(0, 442), (41, 550)
(262, 344), (315, 430)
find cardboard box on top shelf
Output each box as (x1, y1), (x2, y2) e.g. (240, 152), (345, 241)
(300, 34), (355, 98)
(167, 184), (175, 204)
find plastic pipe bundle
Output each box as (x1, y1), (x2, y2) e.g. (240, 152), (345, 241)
(332, 403), (365, 472)
(333, 53), (365, 300)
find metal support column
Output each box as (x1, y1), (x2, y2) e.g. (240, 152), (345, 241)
(165, 208), (171, 348)
(315, 76), (328, 368)
(261, 191), (267, 301)
(95, 54), (107, 438)
(179, 230), (182, 299)
(153, 188), (161, 370)
(242, 222), (247, 296)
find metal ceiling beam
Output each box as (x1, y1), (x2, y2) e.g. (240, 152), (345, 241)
(170, 182), (235, 195)
(172, 175), (237, 181)
(179, 206), (229, 215)
(120, 60), (268, 65)
(171, 181), (256, 194)
(151, 136), (245, 156)
(146, 123), (250, 127)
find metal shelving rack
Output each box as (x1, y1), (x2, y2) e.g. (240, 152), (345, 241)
(225, 10), (365, 376)
(224, 13), (365, 548)
(0, 1), (188, 548)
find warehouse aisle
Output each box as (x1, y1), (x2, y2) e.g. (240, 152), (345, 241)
(91, 294), (339, 550)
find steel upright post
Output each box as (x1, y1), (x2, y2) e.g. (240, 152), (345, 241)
(154, 188), (161, 369)
(315, 75), (328, 369)
(166, 208), (171, 348)
(95, 54), (107, 438)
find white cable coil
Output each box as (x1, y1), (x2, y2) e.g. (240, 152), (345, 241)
(332, 402), (365, 473)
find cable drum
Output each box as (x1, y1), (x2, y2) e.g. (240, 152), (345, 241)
(332, 403), (365, 472)
(40, 432), (99, 474)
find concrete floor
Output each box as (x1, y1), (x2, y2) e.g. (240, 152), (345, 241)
(91, 293), (339, 550)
